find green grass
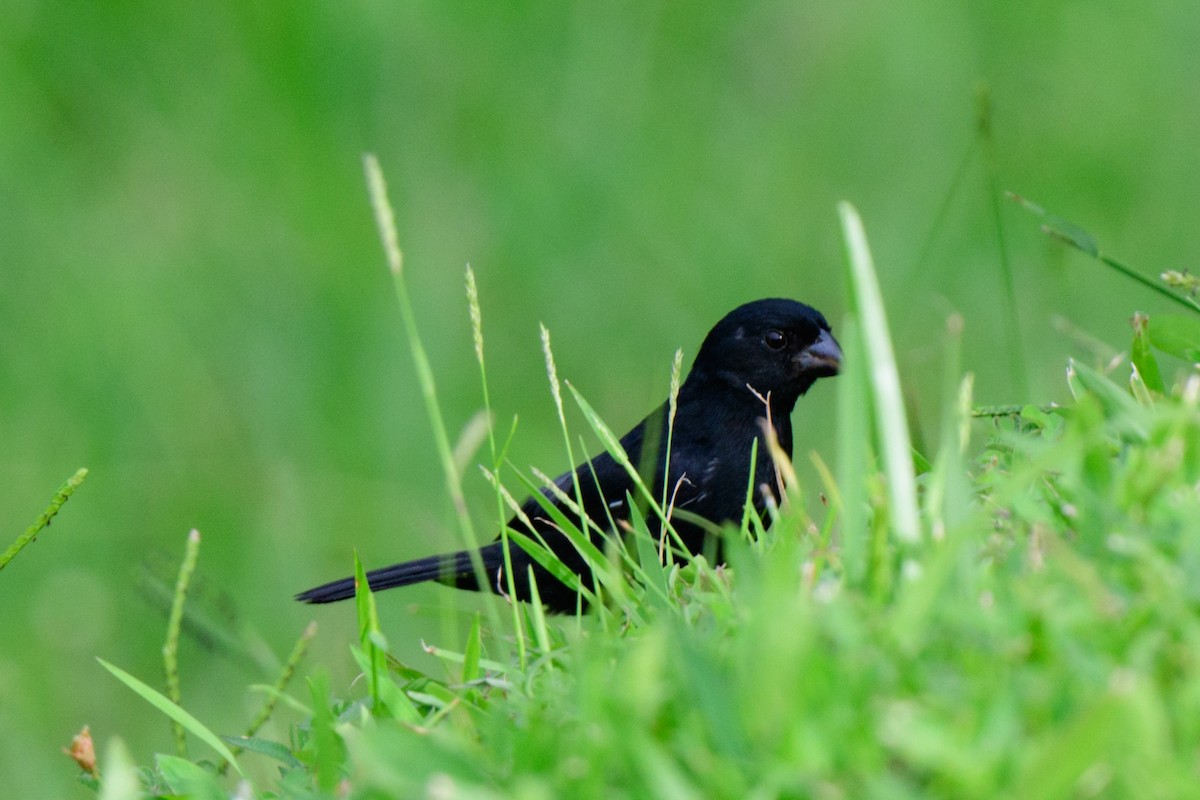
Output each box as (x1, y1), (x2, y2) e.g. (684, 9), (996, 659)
(6, 5), (1200, 796)
(64, 188), (1200, 798)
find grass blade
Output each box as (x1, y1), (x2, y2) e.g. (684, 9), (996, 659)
(833, 320), (870, 580)
(352, 553), (420, 722)
(466, 264), (528, 667)
(977, 84), (1029, 398)
(525, 566), (553, 654)
(96, 658), (244, 776)
(304, 672), (346, 793)
(565, 382), (687, 555)
(362, 153), (500, 637)
(462, 613), (482, 683)
(839, 201), (921, 543)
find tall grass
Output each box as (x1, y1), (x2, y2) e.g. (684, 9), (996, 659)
(73, 178), (1200, 798)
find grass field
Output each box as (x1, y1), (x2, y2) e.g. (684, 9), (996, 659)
(3, 3), (1200, 797)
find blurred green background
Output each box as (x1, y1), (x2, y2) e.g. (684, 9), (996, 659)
(3, 1), (1198, 794)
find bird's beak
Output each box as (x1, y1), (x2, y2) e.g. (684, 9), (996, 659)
(796, 329), (842, 377)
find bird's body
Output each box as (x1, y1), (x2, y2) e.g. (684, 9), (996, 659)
(298, 298), (840, 612)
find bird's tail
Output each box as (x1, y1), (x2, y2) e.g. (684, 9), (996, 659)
(295, 543), (505, 604)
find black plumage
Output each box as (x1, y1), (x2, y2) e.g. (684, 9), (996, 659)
(297, 298), (841, 611)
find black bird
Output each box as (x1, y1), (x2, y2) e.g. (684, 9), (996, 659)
(297, 298), (841, 611)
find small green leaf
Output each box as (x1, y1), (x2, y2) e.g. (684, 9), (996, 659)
(156, 755), (226, 800)
(1009, 193), (1099, 255)
(1041, 218), (1099, 256)
(1149, 314), (1200, 362)
(1011, 194), (1200, 314)
(349, 646), (421, 723)
(353, 552), (394, 718)
(221, 735), (303, 768)
(1130, 313), (1165, 394)
(303, 672), (347, 793)
(1068, 360), (1150, 440)
(96, 659), (243, 776)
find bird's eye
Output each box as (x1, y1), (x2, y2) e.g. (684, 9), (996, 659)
(764, 330), (787, 350)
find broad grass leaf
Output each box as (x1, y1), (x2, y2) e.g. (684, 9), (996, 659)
(96, 658), (243, 776)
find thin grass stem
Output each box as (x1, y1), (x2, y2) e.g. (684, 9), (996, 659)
(466, 265), (526, 667)
(362, 154), (503, 638)
(978, 84), (1029, 398)
(0, 467), (88, 571)
(163, 528), (201, 758)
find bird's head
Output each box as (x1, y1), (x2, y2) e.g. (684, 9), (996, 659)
(688, 298), (842, 405)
